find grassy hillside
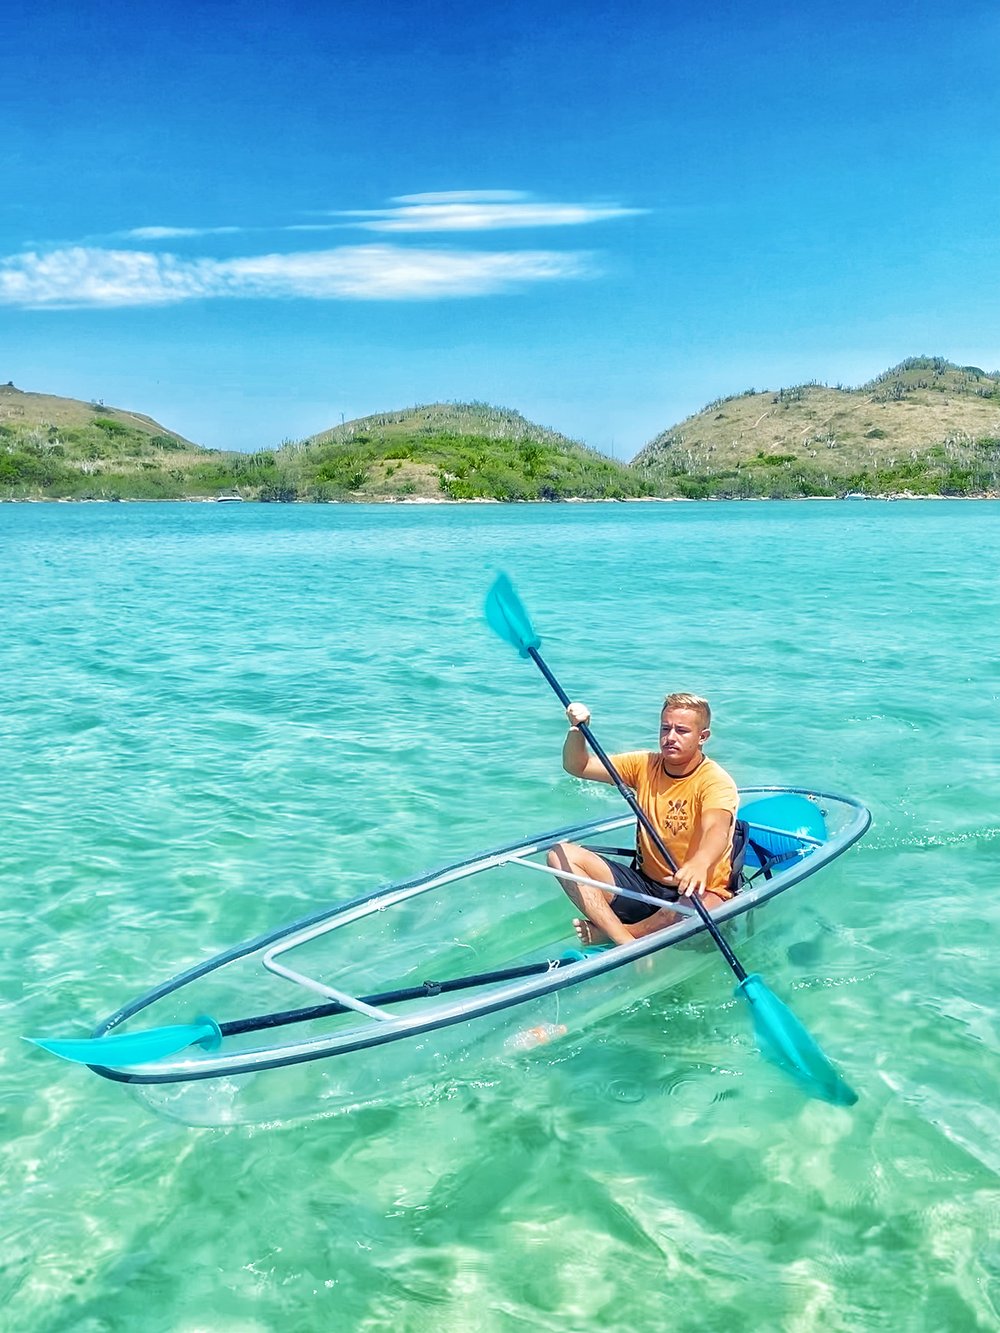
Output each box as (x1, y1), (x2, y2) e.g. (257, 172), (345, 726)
(633, 358), (1000, 498)
(5, 359), (1000, 502)
(276, 402), (649, 501)
(0, 388), (646, 502)
(0, 382), (229, 499)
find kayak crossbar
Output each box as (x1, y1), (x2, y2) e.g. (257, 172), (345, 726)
(262, 945), (394, 1020)
(266, 967), (393, 1019)
(256, 852), (526, 1017)
(504, 852), (698, 917)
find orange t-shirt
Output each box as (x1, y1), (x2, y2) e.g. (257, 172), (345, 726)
(612, 752), (739, 894)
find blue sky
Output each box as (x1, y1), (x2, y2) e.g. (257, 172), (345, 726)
(2, 0), (997, 458)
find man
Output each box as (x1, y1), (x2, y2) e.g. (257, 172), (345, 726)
(546, 693), (739, 947)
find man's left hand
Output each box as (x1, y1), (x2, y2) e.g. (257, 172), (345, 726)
(673, 858), (713, 897)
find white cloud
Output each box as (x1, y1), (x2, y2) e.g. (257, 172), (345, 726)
(336, 200), (645, 233)
(102, 193), (642, 244)
(125, 225), (243, 239)
(3, 192), (638, 307)
(0, 248), (215, 308)
(0, 244), (595, 308)
(393, 190), (530, 204)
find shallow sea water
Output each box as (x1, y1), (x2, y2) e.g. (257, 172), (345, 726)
(1, 499), (998, 1332)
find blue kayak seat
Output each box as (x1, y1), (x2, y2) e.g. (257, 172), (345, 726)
(738, 794), (828, 884)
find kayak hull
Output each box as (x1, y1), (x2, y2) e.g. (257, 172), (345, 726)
(43, 786), (871, 1126)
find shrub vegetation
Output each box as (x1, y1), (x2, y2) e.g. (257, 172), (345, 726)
(5, 367), (1000, 502)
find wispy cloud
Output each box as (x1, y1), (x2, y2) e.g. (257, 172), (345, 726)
(0, 244), (595, 308)
(1, 192), (639, 308)
(123, 225), (243, 239)
(395, 190), (529, 204)
(335, 192), (645, 233)
(112, 193), (642, 241)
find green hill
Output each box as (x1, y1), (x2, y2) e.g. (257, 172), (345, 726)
(632, 357), (1000, 498)
(5, 359), (1000, 502)
(0, 388), (646, 502)
(273, 401), (648, 502)
(0, 382), (227, 499)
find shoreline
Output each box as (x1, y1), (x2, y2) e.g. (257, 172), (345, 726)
(3, 491), (1000, 506)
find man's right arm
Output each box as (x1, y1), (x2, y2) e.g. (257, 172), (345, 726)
(562, 702), (616, 784)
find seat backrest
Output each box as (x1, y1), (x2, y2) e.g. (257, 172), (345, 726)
(729, 818), (750, 893)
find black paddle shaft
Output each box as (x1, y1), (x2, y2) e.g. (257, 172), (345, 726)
(217, 958), (568, 1038)
(527, 646), (747, 982)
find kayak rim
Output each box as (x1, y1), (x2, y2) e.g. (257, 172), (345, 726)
(82, 785), (871, 1085)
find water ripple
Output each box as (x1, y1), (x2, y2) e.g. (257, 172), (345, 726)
(2, 500), (999, 1331)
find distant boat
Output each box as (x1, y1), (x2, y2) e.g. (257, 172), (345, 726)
(215, 494), (244, 503)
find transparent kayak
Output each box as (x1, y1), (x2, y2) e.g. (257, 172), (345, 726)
(28, 786), (870, 1126)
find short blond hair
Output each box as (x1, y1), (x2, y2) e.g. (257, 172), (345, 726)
(662, 692), (711, 729)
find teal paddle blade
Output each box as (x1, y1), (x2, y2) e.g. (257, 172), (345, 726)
(736, 974), (857, 1106)
(25, 1015), (222, 1067)
(485, 573), (541, 657)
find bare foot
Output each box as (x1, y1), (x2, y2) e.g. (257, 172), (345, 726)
(574, 917), (612, 947)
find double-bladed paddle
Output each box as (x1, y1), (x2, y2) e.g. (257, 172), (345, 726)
(25, 1016), (223, 1067)
(24, 958), (584, 1068)
(485, 572), (857, 1107)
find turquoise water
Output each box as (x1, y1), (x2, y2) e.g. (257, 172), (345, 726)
(2, 499), (998, 1331)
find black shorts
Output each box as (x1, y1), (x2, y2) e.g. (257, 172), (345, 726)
(606, 860), (679, 924)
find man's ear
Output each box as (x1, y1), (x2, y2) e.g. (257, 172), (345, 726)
(700, 728), (711, 742)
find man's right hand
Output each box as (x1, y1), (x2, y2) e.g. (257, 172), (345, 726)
(566, 702), (591, 729)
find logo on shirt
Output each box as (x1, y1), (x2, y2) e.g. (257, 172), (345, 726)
(663, 798), (689, 834)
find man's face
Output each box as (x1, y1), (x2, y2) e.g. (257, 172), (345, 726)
(658, 706), (708, 772)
